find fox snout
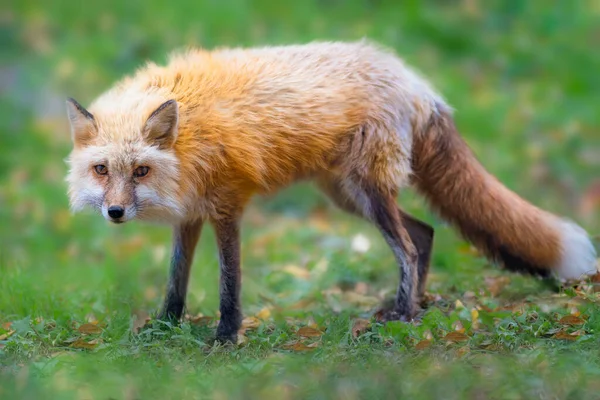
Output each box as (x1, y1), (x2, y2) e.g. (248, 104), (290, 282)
(107, 205), (125, 222)
(108, 206), (124, 219)
(102, 202), (136, 224)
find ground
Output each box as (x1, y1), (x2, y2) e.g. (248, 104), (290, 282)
(1, 1), (599, 399)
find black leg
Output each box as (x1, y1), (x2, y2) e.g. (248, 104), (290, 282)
(318, 177), (426, 317)
(213, 217), (243, 343)
(366, 188), (419, 320)
(398, 210), (434, 303)
(158, 219), (203, 321)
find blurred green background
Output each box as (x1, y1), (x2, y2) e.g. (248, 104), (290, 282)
(1, 1), (599, 399)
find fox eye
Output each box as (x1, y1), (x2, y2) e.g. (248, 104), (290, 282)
(134, 166), (150, 178)
(94, 165), (108, 175)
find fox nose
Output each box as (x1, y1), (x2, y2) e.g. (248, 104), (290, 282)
(107, 206), (125, 219)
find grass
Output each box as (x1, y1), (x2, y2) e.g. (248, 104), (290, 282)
(1, 1), (599, 398)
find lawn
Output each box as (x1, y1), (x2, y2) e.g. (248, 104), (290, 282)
(1, 1), (599, 398)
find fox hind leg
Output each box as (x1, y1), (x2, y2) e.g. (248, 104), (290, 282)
(317, 176), (422, 320)
(401, 212), (434, 304)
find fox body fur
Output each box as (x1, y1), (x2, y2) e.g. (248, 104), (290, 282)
(66, 41), (597, 342)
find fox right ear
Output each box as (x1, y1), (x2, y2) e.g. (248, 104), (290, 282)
(144, 100), (179, 149)
(66, 98), (97, 146)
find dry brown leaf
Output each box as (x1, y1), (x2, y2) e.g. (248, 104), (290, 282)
(1, 322), (12, 330)
(284, 341), (319, 351)
(132, 311), (150, 333)
(85, 313), (97, 324)
(297, 326), (323, 337)
(190, 315), (214, 326)
(553, 330), (578, 341)
(236, 334), (248, 346)
(241, 317), (261, 330)
(415, 340), (432, 350)
(256, 307), (271, 320)
(0, 330), (15, 341)
(351, 319), (370, 338)
(71, 338), (98, 349)
(354, 282), (369, 295)
(78, 323), (102, 334)
(456, 346), (470, 357)
(443, 332), (469, 342)
(569, 307), (581, 317)
(485, 276), (511, 297)
(559, 315), (585, 326)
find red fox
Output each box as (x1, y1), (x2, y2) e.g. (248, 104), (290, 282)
(66, 40), (597, 342)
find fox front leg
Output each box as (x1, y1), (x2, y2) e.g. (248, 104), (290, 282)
(158, 219), (203, 321)
(212, 216), (243, 343)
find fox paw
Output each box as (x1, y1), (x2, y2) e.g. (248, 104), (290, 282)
(374, 300), (418, 323)
(216, 322), (239, 345)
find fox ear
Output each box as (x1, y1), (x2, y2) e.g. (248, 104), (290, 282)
(66, 98), (97, 147)
(144, 100), (178, 148)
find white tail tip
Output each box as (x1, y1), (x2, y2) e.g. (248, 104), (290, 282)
(553, 219), (598, 281)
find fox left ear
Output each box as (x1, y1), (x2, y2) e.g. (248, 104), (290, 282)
(144, 100), (179, 149)
(66, 98), (97, 147)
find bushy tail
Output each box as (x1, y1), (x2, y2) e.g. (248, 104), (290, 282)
(411, 104), (596, 280)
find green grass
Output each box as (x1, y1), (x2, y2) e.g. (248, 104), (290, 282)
(1, 1), (599, 398)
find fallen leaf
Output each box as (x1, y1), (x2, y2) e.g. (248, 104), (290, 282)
(78, 323), (102, 334)
(297, 326), (323, 337)
(236, 334), (248, 346)
(553, 330), (578, 341)
(284, 341), (319, 351)
(0, 330), (15, 340)
(463, 291), (476, 300)
(415, 340), (431, 350)
(443, 332), (469, 342)
(1, 322), (11, 330)
(455, 299), (465, 309)
(471, 308), (480, 330)
(256, 307), (271, 320)
(85, 313), (97, 324)
(70, 338), (98, 349)
(132, 311), (151, 333)
(559, 315), (585, 326)
(569, 307), (581, 317)
(283, 265), (310, 279)
(190, 315), (214, 326)
(241, 317), (261, 330)
(485, 276), (511, 297)
(354, 282), (369, 295)
(351, 319), (370, 338)
(456, 346), (470, 357)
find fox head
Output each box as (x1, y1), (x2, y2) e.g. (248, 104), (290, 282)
(65, 97), (186, 224)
